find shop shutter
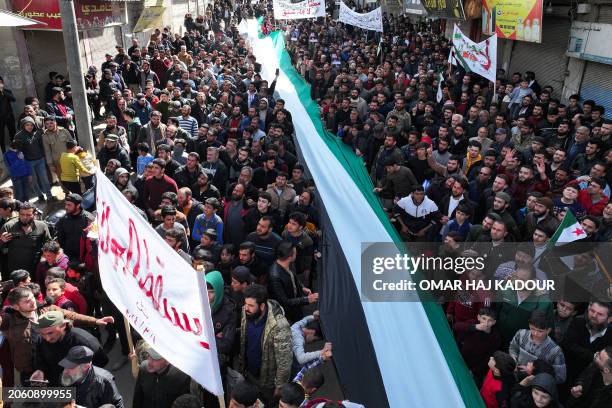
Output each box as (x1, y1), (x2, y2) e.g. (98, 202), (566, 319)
(580, 61), (612, 119)
(598, 5), (612, 23)
(85, 26), (124, 69)
(509, 17), (570, 98)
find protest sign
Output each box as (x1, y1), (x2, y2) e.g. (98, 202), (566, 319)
(95, 169), (223, 396)
(338, 1), (383, 32)
(273, 0), (326, 20)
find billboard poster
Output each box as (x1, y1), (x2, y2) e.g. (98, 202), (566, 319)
(12, 0), (125, 31)
(405, 0), (428, 16)
(422, 0), (466, 20)
(567, 21), (612, 65)
(482, 0), (543, 43)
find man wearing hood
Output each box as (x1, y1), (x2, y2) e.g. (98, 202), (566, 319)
(15, 116), (54, 201)
(113, 167), (133, 192)
(205, 271), (236, 369)
(510, 372), (560, 407)
(257, 98), (273, 130)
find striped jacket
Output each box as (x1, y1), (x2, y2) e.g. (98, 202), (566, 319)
(509, 328), (566, 383)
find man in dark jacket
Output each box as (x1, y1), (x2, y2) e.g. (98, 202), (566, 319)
(97, 134), (131, 171)
(0, 77), (16, 154)
(132, 345), (190, 408)
(562, 301), (612, 387)
(370, 134), (404, 186)
(45, 87), (74, 130)
(568, 346), (612, 408)
(59, 346), (124, 407)
(174, 152), (203, 188)
(15, 116), (53, 201)
(205, 271), (236, 370)
(0, 202), (51, 273)
(31, 311), (108, 386)
(55, 193), (94, 261)
(268, 241), (317, 323)
(374, 158), (418, 210)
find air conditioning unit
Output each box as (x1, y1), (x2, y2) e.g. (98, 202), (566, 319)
(576, 3), (591, 14)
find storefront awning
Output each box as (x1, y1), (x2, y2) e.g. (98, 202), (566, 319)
(0, 8), (46, 26)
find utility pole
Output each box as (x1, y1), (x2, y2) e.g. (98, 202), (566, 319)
(58, 0), (96, 158)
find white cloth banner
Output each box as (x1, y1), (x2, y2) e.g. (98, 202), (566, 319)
(273, 0), (326, 20)
(338, 1), (383, 32)
(95, 169), (223, 395)
(451, 24), (497, 83)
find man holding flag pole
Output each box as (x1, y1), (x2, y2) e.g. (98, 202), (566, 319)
(539, 210), (612, 301)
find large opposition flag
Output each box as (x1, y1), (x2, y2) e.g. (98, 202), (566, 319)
(95, 169), (223, 395)
(243, 18), (483, 408)
(338, 1), (384, 32)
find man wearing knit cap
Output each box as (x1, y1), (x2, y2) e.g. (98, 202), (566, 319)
(30, 310), (109, 386)
(524, 196), (560, 240)
(132, 343), (190, 408)
(231, 265), (255, 310)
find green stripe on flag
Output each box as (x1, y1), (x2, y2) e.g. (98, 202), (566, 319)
(452, 45), (472, 73)
(267, 30), (484, 408)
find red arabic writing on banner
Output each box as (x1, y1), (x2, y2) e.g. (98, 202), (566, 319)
(98, 202), (209, 349)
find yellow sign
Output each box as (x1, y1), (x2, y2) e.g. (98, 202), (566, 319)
(482, 0), (543, 43)
(134, 6), (165, 33)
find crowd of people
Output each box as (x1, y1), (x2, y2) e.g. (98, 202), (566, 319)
(0, 0), (610, 407)
(281, 3), (612, 408)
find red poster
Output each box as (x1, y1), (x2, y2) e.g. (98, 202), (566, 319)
(12, 0), (62, 30)
(11, 0), (124, 31)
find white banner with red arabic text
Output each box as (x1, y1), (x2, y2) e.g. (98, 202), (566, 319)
(273, 0), (326, 20)
(95, 169), (223, 395)
(450, 24), (497, 83)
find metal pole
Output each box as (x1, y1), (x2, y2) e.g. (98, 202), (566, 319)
(58, 0), (96, 158)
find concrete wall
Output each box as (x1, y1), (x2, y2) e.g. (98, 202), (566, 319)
(0, 0), (35, 109)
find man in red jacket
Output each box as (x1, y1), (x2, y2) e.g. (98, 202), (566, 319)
(577, 177), (609, 216)
(143, 158), (178, 219)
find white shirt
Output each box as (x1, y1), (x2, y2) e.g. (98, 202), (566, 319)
(447, 196), (461, 217)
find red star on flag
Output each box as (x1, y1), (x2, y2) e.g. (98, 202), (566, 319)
(572, 228), (585, 236)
